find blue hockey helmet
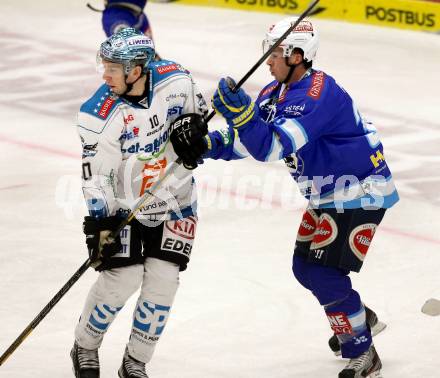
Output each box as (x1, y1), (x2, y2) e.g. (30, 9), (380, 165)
(98, 27), (155, 75)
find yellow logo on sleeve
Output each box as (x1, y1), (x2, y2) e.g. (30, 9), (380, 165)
(370, 150), (385, 168)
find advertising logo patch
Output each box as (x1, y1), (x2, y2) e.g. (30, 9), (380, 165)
(139, 158), (167, 196)
(349, 223), (377, 261)
(127, 36), (154, 48)
(112, 225), (131, 258)
(165, 216), (197, 240)
(88, 304), (122, 331)
(310, 213), (338, 249)
(157, 64), (178, 75)
(307, 71), (325, 100)
(365, 6), (435, 28)
(133, 300), (170, 336)
(167, 105), (183, 119)
(161, 217), (197, 257)
(297, 209), (318, 242)
(124, 114), (135, 125)
(82, 142), (98, 158)
(293, 20), (314, 33)
(326, 312), (353, 335)
(259, 83), (278, 98)
(98, 97), (115, 118)
(284, 154), (304, 179)
(120, 126), (139, 141)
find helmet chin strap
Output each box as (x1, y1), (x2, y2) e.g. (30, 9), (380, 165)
(282, 57), (297, 84)
(122, 73), (144, 96)
(121, 73), (149, 104)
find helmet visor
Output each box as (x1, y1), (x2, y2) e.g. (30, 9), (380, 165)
(96, 52), (125, 75)
(262, 38), (274, 55)
(262, 39), (285, 58)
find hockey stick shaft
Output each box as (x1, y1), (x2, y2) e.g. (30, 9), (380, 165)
(205, 0), (320, 123)
(0, 158), (182, 367)
(0, 259), (91, 366)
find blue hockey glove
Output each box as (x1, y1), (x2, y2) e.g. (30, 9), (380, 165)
(212, 77), (256, 128)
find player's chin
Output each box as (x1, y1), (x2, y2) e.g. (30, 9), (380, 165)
(270, 71), (280, 81)
(109, 86), (122, 95)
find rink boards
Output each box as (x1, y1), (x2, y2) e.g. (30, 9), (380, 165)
(173, 0), (440, 33)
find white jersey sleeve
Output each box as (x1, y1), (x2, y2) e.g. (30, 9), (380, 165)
(77, 85), (124, 217)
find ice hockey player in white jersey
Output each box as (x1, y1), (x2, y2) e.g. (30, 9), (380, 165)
(70, 28), (208, 378)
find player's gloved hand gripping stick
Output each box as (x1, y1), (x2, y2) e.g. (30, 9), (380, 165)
(0, 0), (320, 366)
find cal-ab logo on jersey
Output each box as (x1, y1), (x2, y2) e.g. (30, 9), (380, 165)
(122, 124), (172, 154)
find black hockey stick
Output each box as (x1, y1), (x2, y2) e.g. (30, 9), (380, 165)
(0, 158), (182, 367)
(205, 0), (320, 123)
(0, 259), (90, 367)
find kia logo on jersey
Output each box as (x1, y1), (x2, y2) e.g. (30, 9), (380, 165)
(166, 216), (197, 240)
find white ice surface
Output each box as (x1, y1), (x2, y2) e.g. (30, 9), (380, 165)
(0, 1), (440, 377)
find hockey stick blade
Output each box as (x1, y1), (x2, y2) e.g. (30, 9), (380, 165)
(421, 298), (440, 316)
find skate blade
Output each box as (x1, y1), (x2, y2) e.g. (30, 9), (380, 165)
(333, 321), (387, 357)
(371, 321), (387, 337)
(367, 370), (383, 378)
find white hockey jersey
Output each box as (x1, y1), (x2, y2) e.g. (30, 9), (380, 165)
(77, 60), (208, 221)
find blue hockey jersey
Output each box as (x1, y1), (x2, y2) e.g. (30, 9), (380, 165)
(205, 70), (399, 209)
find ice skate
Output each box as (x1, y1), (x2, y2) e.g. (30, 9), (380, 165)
(70, 341), (100, 378)
(118, 347), (149, 378)
(329, 306), (386, 356)
(338, 344), (382, 378)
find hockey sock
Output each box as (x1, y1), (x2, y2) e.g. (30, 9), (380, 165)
(325, 290), (371, 358)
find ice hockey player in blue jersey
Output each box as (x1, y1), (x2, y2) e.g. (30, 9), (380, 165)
(89, 0), (162, 59)
(70, 28), (207, 378)
(170, 17), (398, 378)
(101, 1), (151, 37)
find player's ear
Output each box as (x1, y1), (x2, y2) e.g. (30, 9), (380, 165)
(137, 65), (144, 77)
(289, 47), (306, 66)
(131, 65), (142, 79)
(290, 51), (303, 65)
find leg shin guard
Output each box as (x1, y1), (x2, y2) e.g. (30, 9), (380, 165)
(128, 258), (180, 363)
(75, 265), (144, 349)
